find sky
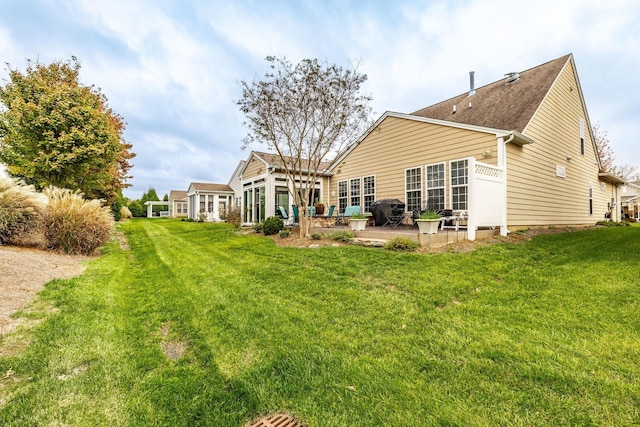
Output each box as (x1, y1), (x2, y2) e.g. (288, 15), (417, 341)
(1, 0), (638, 199)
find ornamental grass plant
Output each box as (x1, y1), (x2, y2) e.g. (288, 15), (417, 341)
(0, 176), (44, 245)
(41, 187), (114, 254)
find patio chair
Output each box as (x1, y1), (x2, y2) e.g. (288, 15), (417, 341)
(438, 209), (454, 230)
(381, 204), (404, 228)
(335, 205), (361, 227)
(291, 204), (300, 225)
(324, 205), (336, 227)
(277, 206), (292, 224)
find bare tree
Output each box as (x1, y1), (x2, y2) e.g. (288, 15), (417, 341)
(612, 164), (640, 182)
(592, 122), (615, 172)
(238, 56), (372, 237)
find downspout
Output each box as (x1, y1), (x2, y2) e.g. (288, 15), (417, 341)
(500, 133), (515, 237)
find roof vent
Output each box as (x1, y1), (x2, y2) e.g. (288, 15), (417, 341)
(468, 71), (476, 96)
(505, 72), (520, 84)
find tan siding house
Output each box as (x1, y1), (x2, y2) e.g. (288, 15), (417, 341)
(327, 53), (625, 239)
(210, 53), (623, 237)
(168, 190), (188, 218)
(186, 182), (234, 221)
(238, 152), (331, 224)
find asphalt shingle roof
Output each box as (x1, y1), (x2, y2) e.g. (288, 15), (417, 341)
(411, 54), (572, 133)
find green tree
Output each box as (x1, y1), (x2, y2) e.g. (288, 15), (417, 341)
(238, 56), (372, 237)
(140, 187), (162, 214)
(0, 57), (134, 206)
(128, 200), (144, 217)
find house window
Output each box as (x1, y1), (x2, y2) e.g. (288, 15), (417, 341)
(199, 195), (206, 212)
(405, 167), (422, 212)
(426, 163), (445, 211)
(208, 197), (214, 213)
(350, 178), (361, 207)
(580, 119), (585, 155)
(363, 175), (375, 212)
(219, 200), (227, 219)
(243, 190), (253, 222)
(177, 202), (187, 214)
(338, 180), (348, 213)
(275, 188), (289, 216)
(451, 159), (468, 211)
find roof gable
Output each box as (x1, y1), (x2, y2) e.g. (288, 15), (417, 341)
(242, 150), (332, 175)
(412, 54), (572, 133)
(188, 182), (233, 193)
(169, 190), (187, 200)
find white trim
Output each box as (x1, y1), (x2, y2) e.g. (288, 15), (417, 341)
(363, 175), (376, 212)
(425, 162), (446, 211)
(449, 159), (469, 211)
(404, 165), (423, 212)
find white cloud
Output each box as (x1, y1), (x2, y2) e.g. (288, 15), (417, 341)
(1, 0), (639, 197)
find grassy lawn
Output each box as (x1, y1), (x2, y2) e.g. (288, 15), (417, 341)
(1, 219), (639, 426)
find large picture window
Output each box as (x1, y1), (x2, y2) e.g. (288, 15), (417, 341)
(426, 163), (445, 211)
(405, 167), (422, 212)
(450, 159), (468, 210)
(338, 180), (348, 213)
(363, 175), (375, 212)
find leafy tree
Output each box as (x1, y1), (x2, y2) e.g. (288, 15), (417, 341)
(163, 193), (168, 201)
(140, 187), (162, 214)
(140, 187), (160, 204)
(0, 57), (134, 207)
(238, 56), (372, 237)
(592, 122), (615, 172)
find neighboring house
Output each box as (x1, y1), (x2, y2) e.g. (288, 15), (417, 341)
(238, 151), (331, 224)
(621, 182), (640, 219)
(168, 190), (188, 218)
(228, 160), (246, 211)
(326, 53), (625, 239)
(186, 182), (234, 221)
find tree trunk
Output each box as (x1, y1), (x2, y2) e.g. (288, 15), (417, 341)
(298, 206), (311, 238)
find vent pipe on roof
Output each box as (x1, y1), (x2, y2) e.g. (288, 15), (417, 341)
(505, 72), (520, 83)
(469, 71), (476, 96)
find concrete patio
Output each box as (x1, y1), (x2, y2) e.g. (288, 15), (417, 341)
(310, 223), (497, 248)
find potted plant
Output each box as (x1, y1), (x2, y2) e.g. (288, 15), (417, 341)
(349, 212), (368, 231)
(315, 199), (325, 215)
(415, 210), (441, 234)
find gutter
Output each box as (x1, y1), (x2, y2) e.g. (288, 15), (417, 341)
(504, 130), (534, 146)
(598, 172), (626, 184)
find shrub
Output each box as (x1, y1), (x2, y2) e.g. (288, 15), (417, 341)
(120, 205), (132, 220)
(41, 187), (114, 254)
(326, 230), (354, 242)
(262, 216), (284, 235)
(128, 200), (144, 217)
(279, 229), (290, 238)
(310, 232), (322, 240)
(225, 206), (242, 228)
(253, 222), (263, 233)
(0, 177), (44, 245)
(384, 236), (419, 252)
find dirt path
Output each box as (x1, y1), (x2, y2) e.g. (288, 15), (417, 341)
(0, 245), (90, 335)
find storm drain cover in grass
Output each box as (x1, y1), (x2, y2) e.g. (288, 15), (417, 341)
(247, 413), (305, 427)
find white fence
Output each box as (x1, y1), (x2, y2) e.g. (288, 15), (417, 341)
(468, 158), (506, 240)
